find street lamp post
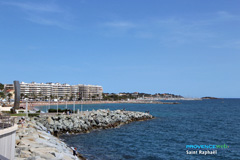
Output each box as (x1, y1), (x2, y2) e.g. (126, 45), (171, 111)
(49, 96), (51, 111)
(26, 99), (28, 117)
(57, 96), (58, 114)
(46, 101), (48, 113)
(73, 94), (75, 114)
(66, 99), (67, 109)
(81, 91), (83, 115)
(57, 85), (59, 115)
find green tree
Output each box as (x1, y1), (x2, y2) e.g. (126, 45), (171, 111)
(20, 93), (25, 100)
(31, 92), (37, 99)
(38, 92), (43, 99)
(65, 94), (69, 101)
(7, 93), (13, 103)
(0, 83), (4, 91)
(92, 95), (96, 100)
(0, 92), (5, 98)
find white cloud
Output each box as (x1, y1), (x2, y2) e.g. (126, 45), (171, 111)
(101, 17), (216, 43)
(216, 11), (238, 20)
(102, 11), (240, 47)
(211, 40), (240, 49)
(2, 1), (62, 13)
(101, 11), (240, 45)
(1, 1), (73, 30)
(134, 32), (154, 38)
(26, 16), (73, 30)
(104, 21), (136, 29)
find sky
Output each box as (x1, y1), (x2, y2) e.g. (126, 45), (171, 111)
(0, 0), (240, 98)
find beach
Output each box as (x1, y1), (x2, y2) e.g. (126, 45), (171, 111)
(20, 99), (185, 111)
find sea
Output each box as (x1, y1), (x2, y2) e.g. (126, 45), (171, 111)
(37, 99), (240, 160)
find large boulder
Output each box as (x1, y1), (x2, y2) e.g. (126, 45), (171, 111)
(19, 150), (32, 158)
(63, 120), (70, 126)
(36, 122), (47, 131)
(47, 117), (54, 125)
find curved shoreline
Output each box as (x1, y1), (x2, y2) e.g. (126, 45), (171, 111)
(15, 109), (154, 159)
(20, 101), (126, 111)
(20, 100), (180, 111)
(36, 109), (154, 135)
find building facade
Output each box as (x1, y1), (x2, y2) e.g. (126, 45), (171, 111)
(4, 82), (103, 100)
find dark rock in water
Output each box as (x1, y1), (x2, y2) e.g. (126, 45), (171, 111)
(202, 96), (218, 99)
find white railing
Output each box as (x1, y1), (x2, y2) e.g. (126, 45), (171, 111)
(0, 113), (15, 130)
(0, 113), (17, 160)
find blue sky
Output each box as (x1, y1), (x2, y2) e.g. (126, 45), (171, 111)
(0, 0), (239, 98)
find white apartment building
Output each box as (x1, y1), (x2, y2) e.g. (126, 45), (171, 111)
(78, 84), (103, 100)
(4, 82), (103, 100)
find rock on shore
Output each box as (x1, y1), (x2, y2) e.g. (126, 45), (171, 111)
(15, 119), (82, 160)
(15, 109), (153, 159)
(36, 109), (154, 135)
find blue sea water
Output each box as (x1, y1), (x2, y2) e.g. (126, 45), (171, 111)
(37, 99), (240, 160)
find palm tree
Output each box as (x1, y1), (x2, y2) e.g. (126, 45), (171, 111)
(7, 93), (13, 104)
(21, 93), (25, 101)
(38, 92), (43, 100)
(65, 94), (69, 101)
(65, 94), (68, 109)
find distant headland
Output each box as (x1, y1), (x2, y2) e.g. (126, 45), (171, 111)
(201, 97), (219, 99)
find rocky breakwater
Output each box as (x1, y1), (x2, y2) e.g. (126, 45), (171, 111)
(36, 109), (154, 135)
(15, 118), (83, 160)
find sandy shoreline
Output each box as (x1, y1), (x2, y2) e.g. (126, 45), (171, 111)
(19, 99), (182, 111)
(20, 101), (127, 110)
